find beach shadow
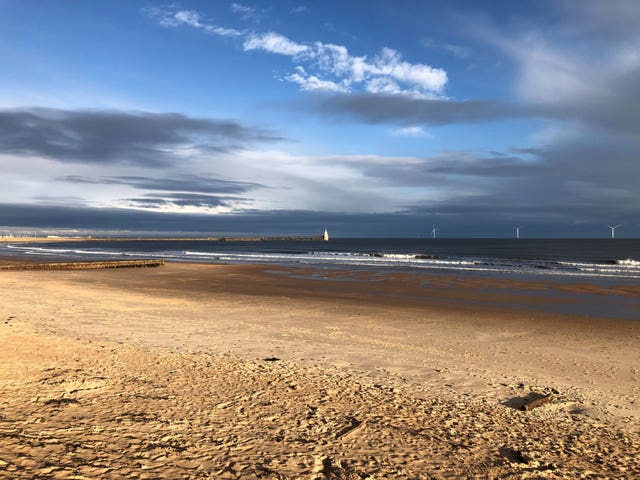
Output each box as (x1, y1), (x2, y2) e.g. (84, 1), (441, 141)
(503, 392), (550, 411)
(499, 447), (530, 464)
(43, 397), (80, 407)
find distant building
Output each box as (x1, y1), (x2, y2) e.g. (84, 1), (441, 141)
(324, 228), (329, 241)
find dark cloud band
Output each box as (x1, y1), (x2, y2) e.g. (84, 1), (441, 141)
(125, 193), (250, 209)
(0, 108), (281, 166)
(310, 94), (530, 126)
(0, 203), (636, 237)
(59, 175), (263, 194)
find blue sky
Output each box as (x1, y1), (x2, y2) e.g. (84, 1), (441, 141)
(1, 0), (639, 236)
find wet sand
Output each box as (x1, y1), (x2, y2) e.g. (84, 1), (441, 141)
(0, 262), (639, 478)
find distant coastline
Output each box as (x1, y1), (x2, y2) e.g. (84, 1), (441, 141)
(0, 235), (325, 243)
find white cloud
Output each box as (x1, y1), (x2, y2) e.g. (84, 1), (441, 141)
(230, 2), (261, 21)
(285, 67), (348, 92)
(170, 10), (200, 27)
(144, 8), (243, 37)
(444, 44), (471, 58)
(304, 43), (447, 96)
(368, 48), (447, 93)
(290, 5), (307, 14)
(471, 15), (638, 108)
(243, 32), (309, 56)
(145, 8), (447, 97)
(390, 126), (432, 138)
(231, 3), (255, 15)
(365, 77), (401, 94)
(218, 149), (435, 213)
(421, 38), (472, 59)
(514, 37), (597, 105)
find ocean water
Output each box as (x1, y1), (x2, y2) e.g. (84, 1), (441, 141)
(3, 238), (640, 282)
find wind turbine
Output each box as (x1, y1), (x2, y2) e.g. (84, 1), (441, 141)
(607, 224), (620, 239)
(431, 226), (437, 239)
(514, 226), (521, 239)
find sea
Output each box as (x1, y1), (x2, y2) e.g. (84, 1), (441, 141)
(3, 238), (640, 282)
(3, 237), (639, 319)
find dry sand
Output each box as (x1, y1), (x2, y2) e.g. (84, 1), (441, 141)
(0, 262), (639, 479)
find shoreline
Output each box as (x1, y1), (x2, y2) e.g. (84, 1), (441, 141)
(0, 256), (638, 330)
(1, 248), (639, 319)
(1, 260), (638, 477)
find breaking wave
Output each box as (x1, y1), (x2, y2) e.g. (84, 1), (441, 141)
(3, 243), (639, 279)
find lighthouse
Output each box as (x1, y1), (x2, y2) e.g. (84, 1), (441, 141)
(323, 228), (329, 241)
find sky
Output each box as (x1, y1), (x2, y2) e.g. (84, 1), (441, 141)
(1, 0), (639, 237)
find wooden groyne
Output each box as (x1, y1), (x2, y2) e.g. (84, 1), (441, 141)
(0, 259), (165, 271)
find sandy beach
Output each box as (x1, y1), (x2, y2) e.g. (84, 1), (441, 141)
(1, 261), (639, 478)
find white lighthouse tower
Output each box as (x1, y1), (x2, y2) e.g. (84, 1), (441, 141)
(323, 228), (329, 241)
